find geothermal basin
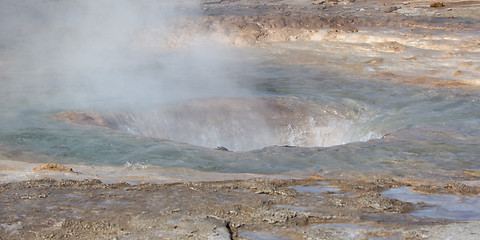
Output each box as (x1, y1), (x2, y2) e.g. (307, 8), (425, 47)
(1, 0), (480, 239)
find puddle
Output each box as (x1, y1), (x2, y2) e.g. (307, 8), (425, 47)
(312, 223), (405, 239)
(98, 200), (129, 206)
(238, 231), (288, 240)
(382, 187), (480, 220)
(275, 205), (312, 211)
(62, 193), (83, 199)
(289, 181), (356, 199)
(314, 223), (372, 229)
(289, 181), (341, 194)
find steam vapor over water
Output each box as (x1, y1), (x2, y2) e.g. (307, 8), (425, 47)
(1, 0), (480, 179)
(0, 0), (379, 152)
(0, 0), (247, 110)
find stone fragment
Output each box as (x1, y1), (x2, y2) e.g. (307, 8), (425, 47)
(33, 163), (74, 172)
(384, 6), (399, 13)
(430, 2), (445, 8)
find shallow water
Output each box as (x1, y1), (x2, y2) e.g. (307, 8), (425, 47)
(238, 231), (288, 240)
(1, 1), (480, 179)
(383, 187), (480, 220)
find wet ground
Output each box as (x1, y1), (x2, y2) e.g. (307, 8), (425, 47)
(2, 166), (480, 239)
(2, 0), (480, 239)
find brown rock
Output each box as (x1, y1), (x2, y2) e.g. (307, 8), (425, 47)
(463, 169), (480, 180)
(430, 2), (445, 8)
(52, 111), (113, 128)
(384, 6), (399, 13)
(33, 163), (74, 172)
(373, 41), (407, 53)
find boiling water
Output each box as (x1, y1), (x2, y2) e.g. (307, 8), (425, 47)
(54, 96), (371, 152)
(1, 0), (480, 179)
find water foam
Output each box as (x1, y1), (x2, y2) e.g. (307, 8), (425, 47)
(57, 97), (378, 151)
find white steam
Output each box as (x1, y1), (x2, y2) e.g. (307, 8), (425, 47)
(0, 0), (248, 111)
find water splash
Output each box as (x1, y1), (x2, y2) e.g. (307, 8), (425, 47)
(54, 97), (379, 151)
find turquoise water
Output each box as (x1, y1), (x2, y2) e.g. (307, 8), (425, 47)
(1, 0), (480, 179)
(2, 45), (479, 178)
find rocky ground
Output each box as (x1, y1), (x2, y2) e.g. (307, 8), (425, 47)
(163, 0), (480, 47)
(2, 166), (480, 239)
(150, 0), (480, 88)
(2, 0), (480, 239)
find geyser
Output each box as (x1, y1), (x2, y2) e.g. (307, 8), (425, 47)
(55, 97), (374, 152)
(2, 0), (382, 153)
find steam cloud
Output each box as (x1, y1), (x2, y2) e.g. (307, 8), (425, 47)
(0, 0), (248, 111)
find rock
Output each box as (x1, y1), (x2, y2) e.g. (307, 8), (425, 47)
(430, 2), (445, 8)
(32, 163), (74, 172)
(413, 182), (480, 196)
(216, 146), (231, 152)
(326, 0), (338, 3)
(384, 6), (399, 13)
(463, 169), (480, 180)
(52, 111), (113, 128)
(373, 41), (407, 53)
